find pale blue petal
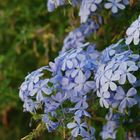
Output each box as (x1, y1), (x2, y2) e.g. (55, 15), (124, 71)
(119, 74), (126, 85)
(127, 73), (136, 84)
(75, 71), (86, 84)
(127, 98), (137, 107)
(67, 60), (73, 69)
(67, 123), (77, 129)
(104, 3), (112, 9)
(120, 99), (127, 109)
(71, 127), (79, 137)
(112, 5), (118, 13)
(110, 82), (117, 91)
(103, 91), (110, 98)
(105, 70), (112, 79)
(102, 83), (109, 92)
(127, 88), (137, 96)
(71, 69), (79, 78)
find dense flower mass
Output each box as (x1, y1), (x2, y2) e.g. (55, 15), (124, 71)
(49, 44), (99, 122)
(20, 39), (140, 139)
(125, 15), (140, 45)
(20, 1), (140, 140)
(20, 44), (100, 138)
(53, 45), (99, 94)
(51, 44), (99, 96)
(95, 41), (139, 111)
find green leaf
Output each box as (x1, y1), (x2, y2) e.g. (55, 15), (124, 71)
(116, 126), (125, 140)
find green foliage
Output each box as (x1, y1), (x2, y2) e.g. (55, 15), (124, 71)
(116, 126), (125, 140)
(0, 0), (68, 139)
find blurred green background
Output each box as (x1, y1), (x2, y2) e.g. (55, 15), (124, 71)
(0, 0), (140, 140)
(0, 0), (69, 139)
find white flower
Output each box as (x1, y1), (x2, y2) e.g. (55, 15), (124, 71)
(101, 69), (120, 92)
(115, 61), (138, 84)
(97, 90), (110, 108)
(104, 0), (125, 13)
(125, 15), (140, 45)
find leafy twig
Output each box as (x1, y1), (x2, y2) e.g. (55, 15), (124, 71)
(21, 122), (46, 140)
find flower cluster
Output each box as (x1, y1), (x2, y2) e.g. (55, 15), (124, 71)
(19, 2), (140, 140)
(20, 39), (140, 139)
(47, 0), (130, 23)
(20, 44), (100, 137)
(19, 66), (52, 112)
(61, 19), (99, 52)
(49, 44), (99, 128)
(95, 40), (139, 112)
(51, 44), (99, 95)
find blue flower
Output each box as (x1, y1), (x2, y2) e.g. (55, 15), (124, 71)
(19, 2), (140, 137)
(97, 90), (110, 108)
(100, 39), (124, 63)
(114, 86), (137, 112)
(47, 0), (65, 12)
(62, 29), (85, 53)
(23, 99), (39, 112)
(73, 70), (94, 93)
(51, 92), (66, 104)
(101, 69), (120, 92)
(101, 121), (118, 139)
(69, 95), (91, 117)
(20, 67), (48, 94)
(44, 98), (60, 112)
(24, 69), (44, 92)
(95, 63), (120, 92)
(74, 108), (91, 118)
(71, 95), (88, 108)
(106, 92), (120, 109)
(115, 61), (138, 84)
(19, 66), (51, 112)
(79, 0), (102, 23)
(104, 0), (126, 13)
(31, 79), (52, 101)
(82, 127), (95, 140)
(100, 109), (120, 140)
(67, 116), (87, 137)
(42, 114), (59, 132)
(81, 19), (99, 36)
(123, 0), (129, 5)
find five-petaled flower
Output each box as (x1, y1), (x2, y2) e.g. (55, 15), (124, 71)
(67, 116), (87, 137)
